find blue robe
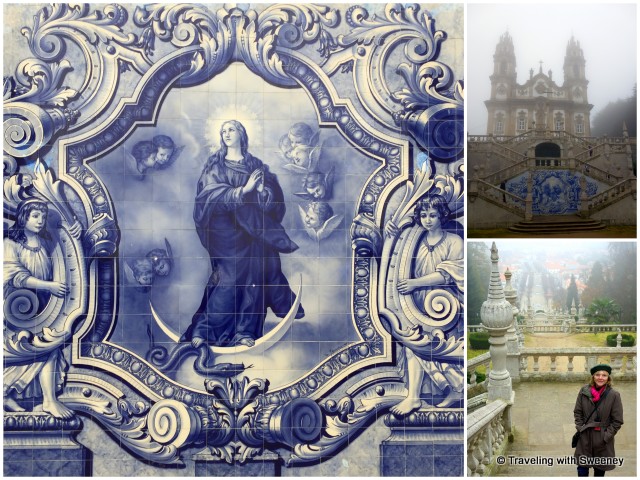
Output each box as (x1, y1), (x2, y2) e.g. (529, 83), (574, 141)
(183, 151), (303, 346)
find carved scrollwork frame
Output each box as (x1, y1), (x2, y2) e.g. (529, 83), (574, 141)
(3, 3), (463, 467)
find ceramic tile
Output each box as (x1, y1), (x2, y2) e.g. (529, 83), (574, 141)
(3, 2), (464, 476)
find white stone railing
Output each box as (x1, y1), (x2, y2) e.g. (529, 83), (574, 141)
(468, 351), (491, 374)
(472, 179), (526, 215)
(480, 159), (529, 185)
(471, 324), (637, 334)
(467, 394), (514, 476)
(519, 346), (636, 381)
(574, 324), (637, 333)
(467, 392), (489, 411)
(588, 178), (637, 214)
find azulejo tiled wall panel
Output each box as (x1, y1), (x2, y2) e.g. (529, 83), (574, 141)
(3, 3), (464, 476)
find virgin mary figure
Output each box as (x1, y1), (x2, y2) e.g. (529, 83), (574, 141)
(183, 120), (304, 348)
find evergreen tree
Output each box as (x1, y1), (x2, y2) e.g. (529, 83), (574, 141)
(581, 261), (608, 308)
(606, 243), (637, 324)
(468, 242), (492, 326)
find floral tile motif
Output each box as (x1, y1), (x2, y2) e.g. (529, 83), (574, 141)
(3, 3), (464, 476)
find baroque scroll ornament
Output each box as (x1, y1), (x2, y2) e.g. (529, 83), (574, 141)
(3, 2), (463, 467)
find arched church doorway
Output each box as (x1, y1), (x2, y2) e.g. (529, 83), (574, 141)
(535, 142), (561, 158)
(535, 142), (562, 168)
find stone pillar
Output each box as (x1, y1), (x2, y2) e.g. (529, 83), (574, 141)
(381, 409), (464, 477)
(578, 175), (589, 217)
(525, 173), (534, 221)
(503, 268), (520, 381)
(481, 243), (514, 402)
(3, 413), (91, 476)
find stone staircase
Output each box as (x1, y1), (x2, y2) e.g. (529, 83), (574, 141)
(508, 215), (606, 235)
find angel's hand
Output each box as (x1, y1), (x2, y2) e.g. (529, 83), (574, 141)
(397, 278), (417, 294)
(385, 221), (400, 238)
(68, 219), (82, 239)
(47, 281), (69, 297)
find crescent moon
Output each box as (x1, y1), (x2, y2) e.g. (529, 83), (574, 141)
(150, 276), (302, 356)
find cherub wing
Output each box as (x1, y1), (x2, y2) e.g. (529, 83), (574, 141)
(124, 261), (137, 285)
(126, 151), (145, 181)
(317, 214), (343, 241)
(164, 238), (173, 260)
(283, 164), (310, 174)
(309, 130), (320, 147)
(170, 145), (185, 166)
(297, 205), (307, 224)
(293, 191), (314, 200)
(164, 237), (174, 269)
(307, 145), (322, 172)
(322, 164), (335, 199)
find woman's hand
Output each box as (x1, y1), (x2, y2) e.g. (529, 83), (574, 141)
(397, 278), (419, 294)
(47, 281), (69, 297)
(243, 169), (263, 195)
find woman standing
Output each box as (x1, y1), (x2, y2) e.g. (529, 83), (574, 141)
(574, 364), (624, 476)
(184, 120), (303, 348)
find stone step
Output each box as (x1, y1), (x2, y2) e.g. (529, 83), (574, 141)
(508, 216), (606, 234)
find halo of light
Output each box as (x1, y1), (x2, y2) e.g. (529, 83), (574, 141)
(204, 103), (263, 155)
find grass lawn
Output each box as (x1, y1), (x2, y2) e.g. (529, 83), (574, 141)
(467, 332), (637, 374)
(467, 338), (489, 375)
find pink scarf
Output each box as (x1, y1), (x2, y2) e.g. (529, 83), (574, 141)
(590, 385), (606, 402)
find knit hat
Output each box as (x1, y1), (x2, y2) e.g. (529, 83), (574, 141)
(590, 364), (612, 375)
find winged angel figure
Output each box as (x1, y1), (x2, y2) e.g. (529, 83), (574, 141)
(381, 164), (465, 415)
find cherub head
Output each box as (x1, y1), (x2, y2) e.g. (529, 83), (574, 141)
(132, 140), (157, 174)
(8, 198), (51, 243)
(152, 135), (176, 168)
(412, 194), (450, 233)
(304, 201), (334, 230)
(288, 122), (315, 148)
(131, 257), (155, 286)
(302, 171), (328, 199)
(146, 248), (172, 276)
(290, 145), (314, 168)
(279, 134), (294, 160)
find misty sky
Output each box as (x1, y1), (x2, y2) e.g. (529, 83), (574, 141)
(471, 239), (612, 262)
(467, 3), (637, 134)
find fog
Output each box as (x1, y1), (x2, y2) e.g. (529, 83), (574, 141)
(473, 239), (611, 267)
(467, 3), (637, 134)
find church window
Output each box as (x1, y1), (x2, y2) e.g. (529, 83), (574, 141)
(495, 120), (504, 134)
(576, 122), (584, 134)
(518, 117), (527, 131)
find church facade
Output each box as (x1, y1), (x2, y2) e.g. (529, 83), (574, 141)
(468, 33), (636, 234)
(486, 33), (593, 137)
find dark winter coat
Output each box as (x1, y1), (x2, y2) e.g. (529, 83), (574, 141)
(573, 384), (624, 471)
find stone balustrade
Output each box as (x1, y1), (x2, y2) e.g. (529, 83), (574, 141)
(467, 394), (514, 477)
(588, 178), (637, 213)
(469, 324), (637, 334)
(519, 346), (637, 381)
(472, 180), (526, 214)
(574, 324), (637, 333)
(468, 351), (491, 376)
